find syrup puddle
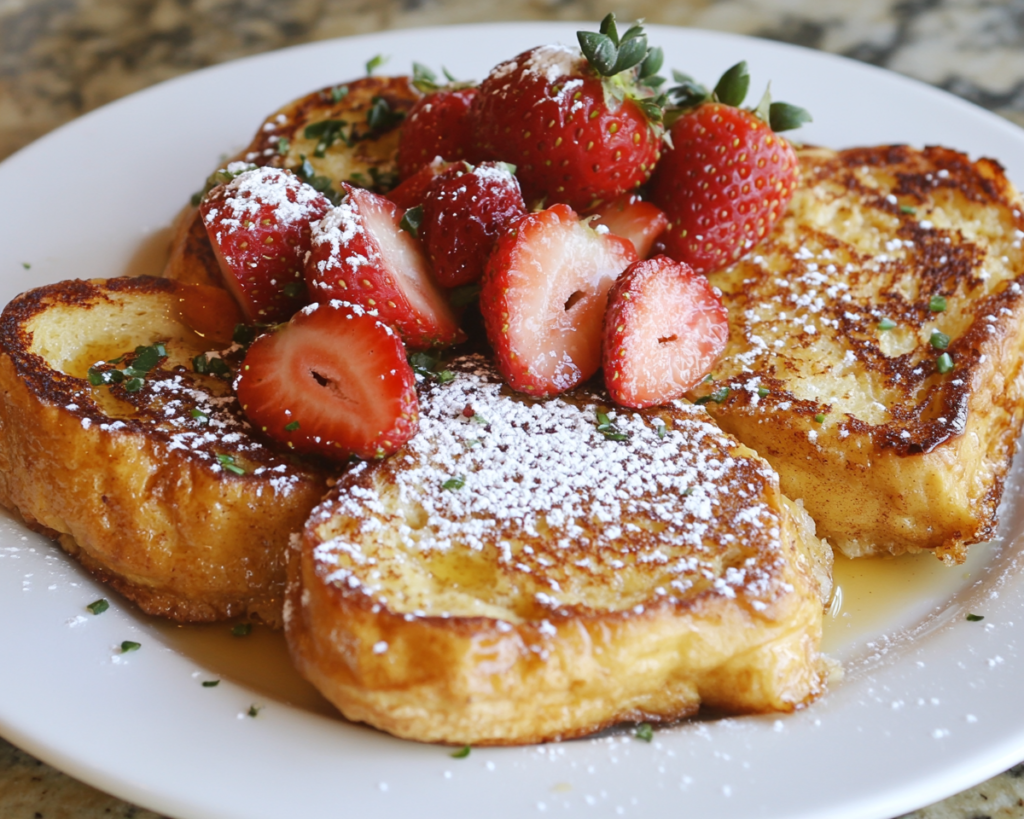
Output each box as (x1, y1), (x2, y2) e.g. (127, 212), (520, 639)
(821, 541), (995, 660)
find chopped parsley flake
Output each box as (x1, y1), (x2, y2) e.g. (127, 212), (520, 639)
(276, 137), (290, 155)
(329, 84), (349, 102)
(936, 352), (954, 374)
(596, 410), (629, 441)
(929, 295), (947, 313)
(930, 330), (950, 350)
(247, 704), (261, 717)
(120, 640), (141, 653)
(365, 54), (388, 75)
(284, 420), (300, 432)
(436, 370), (456, 384)
(367, 95), (405, 132)
(21, 262), (30, 269)
(217, 453), (246, 476)
(399, 205), (423, 238)
(757, 386), (770, 398)
(232, 623), (253, 637)
(899, 204), (917, 214)
(86, 599), (109, 615)
(202, 680), (220, 687)
(694, 386), (731, 405)
(966, 613), (984, 622)
(192, 353), (231, 378)
(814, 413), (825, 424)
(442, 476), (466, 491)
(190, 408), (210, 425)
(450, 745), (471, 759)
(635, 723), (654, 742)
(878, 317), (897, 331)
(656, 423), (667, 439)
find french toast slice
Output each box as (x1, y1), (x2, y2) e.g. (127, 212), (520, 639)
(695, 145), (1024, 562)
(286, 354), (833, 745)
(0, 277), (328, 624)
(164, 75), (419, 288)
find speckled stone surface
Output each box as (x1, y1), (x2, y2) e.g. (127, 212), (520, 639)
(3, 1), (1024, 817)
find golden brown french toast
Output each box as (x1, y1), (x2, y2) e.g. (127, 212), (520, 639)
(0, 277), (328, 625)
(164, 76), (419, 288)
(286, 354), (832, 745)
(694, 145), (1024, 563)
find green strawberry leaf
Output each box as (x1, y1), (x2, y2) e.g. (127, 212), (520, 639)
(578, 31), (618, 76)
(639, 46), (664, 79)
(613, 34), (648, 74)
(668, 79), (709, 109)
(399, 205), (423, 238)
(769, 101), (813, 132)
(714, 61), (750, 107)
(753, 83), (772, 124)
(599, 12), (620, 46)
(621, 22), (646, 43)
(412, 62), (439, 93)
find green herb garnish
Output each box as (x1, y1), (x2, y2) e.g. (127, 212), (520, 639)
(86, 599), (109, 615)
(929, 295), (947, 313)
(694, 386), (731, 405)
(399, 204), (424, 238)
(192, 354), (231, 378)
(596, 410), (629, 441)
(21, 262), (30, 269)
(365, 54), (387, 75)
(190, 408), (210, 425)
(635, 723), (654, 742)
(284, 420), (300, 432)
(966, 613), (984, 622)
(900, 204), (917, 215)
(304, 119), (354, 157)
(878, 317), (897, 331)
(814, 413), (825, 424)
(247, 704), (261, 717)
(930, 330), (950, 350)
(232, 623), (253, 637)
(217, 453), (246, 476)
(276, 137), (290, 155)
(442, 477), (466, 491)
(121, 640), (141, 653)
(295, 154), (340, 204)
(936, 352), (954, 374)
(450, 745), (471, 758)
(366, 96), (405, 132)
(329, 84), (349, 102)
(202, 680), (220, 687)
(436, 370), (456, 384)
(757, 386), (770, 398)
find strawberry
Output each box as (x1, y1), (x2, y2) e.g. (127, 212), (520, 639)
(419, 161), (527, 288)
(648, 62), (810, 274)
(235, 301), (418, 461)
(480, 203), (637, 397)
(603, 256), (729, 408)
(587, 193), (668, 259)
(397, 65), (477, 181)
(305, 183), (464, 349)
(200, 166), (331, 323)
(470, 15), (665, 211)
(386, 157), (450, 210)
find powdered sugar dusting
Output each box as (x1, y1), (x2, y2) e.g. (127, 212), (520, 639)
(311, 355), (792, 618)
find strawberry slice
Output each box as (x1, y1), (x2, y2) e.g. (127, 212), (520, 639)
(420, 161), (526, 288)
(305, 183), (464, 349)
(397, 85), (478, 181)
(587, 193), (668, 259)
(199, 166), (331, 323)
(603, 256), (729, 409)
(480, 203), (637, 397)
(235, 301), (418, 461)
(385, 157), (450, 210)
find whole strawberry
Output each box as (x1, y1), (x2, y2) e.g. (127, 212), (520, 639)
(419, 161), (527, 288)
(397, 64), (477, 181)
(648, 62), (811, 274)
(471, 14), (665, 211)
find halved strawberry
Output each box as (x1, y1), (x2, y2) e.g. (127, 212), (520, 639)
(199, 166), (331, 323)
(587, 193), (668, 259)
(305, 183), (464, 349)
(235, 301), (418, 461)
(603, 256), (728, 408)
(480, 203), (637, 396)
(397, 80), (477, 181)
(420, 161), (526, 288)
(385, 157), (450, 210)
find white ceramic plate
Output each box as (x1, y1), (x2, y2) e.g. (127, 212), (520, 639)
(2, 22), (1024, 819)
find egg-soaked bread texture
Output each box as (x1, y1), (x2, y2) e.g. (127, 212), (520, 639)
(287, 355), (833, 745)
(164, 75), (419, 288)
(694, 145), (1024, 563)
(0, 277), (328, 625)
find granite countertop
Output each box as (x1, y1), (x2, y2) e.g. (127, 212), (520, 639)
(3, 1), (1024, 817)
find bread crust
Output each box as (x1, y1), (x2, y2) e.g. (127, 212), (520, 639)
(0, 276), (327, 624)
(698, 145), (1024, 562)
(286, 356), (831, 744)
